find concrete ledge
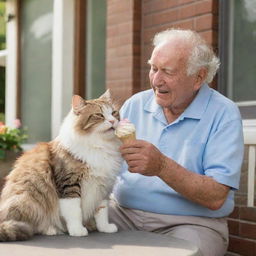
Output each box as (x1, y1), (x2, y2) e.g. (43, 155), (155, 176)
(0, 231), (199, 256)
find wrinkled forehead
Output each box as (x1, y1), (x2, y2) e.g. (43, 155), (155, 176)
(151, 39), (191, 64)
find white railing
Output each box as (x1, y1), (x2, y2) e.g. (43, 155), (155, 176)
(243, 120), (256, 207)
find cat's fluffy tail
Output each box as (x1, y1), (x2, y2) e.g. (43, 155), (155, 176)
(0, 220), (33, 241)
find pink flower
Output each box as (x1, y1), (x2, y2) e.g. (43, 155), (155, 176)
(14, 119), (21, 128)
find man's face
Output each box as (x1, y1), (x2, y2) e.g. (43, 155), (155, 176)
(148, 41), (201, 111)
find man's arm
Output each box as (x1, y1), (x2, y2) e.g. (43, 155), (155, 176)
(120, 140), (230, 210)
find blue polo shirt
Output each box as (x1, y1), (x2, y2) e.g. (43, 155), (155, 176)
(113, 84), (244, 217)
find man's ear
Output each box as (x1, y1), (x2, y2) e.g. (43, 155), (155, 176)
(194, 68), (207, 90)
(72, 95), (86, 115)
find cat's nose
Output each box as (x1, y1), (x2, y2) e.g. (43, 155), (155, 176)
(109, 120), (115, 125)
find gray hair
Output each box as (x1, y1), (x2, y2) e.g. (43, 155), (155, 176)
(152, 29), (220, 83)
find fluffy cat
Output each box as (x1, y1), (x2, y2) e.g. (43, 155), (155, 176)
(0, 91), (123, 241)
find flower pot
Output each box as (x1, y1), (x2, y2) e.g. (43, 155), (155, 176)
(0, 151), (21, 179)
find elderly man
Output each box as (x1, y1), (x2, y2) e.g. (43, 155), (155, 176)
(109, 29), (244, 256)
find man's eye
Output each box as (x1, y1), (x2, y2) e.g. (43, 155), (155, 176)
(164, 70), (173, 76)
(151, 67), (158, 72)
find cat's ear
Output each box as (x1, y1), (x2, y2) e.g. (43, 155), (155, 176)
(99, 89), (111, 102)
(72, 95), (86, 115)
(100, 89), (122, 111)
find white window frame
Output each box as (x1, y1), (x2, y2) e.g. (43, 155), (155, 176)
(5, 0), (18, 127)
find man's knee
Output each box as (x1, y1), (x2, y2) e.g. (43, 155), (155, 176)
(166, 225), (228, 256)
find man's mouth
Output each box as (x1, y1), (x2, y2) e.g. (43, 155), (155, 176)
(156, 89), (169, 94)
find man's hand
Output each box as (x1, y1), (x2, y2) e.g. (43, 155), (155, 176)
(120, 140), (166, 176)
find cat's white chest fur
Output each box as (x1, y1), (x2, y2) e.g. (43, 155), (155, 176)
(80, 145), (122, 221)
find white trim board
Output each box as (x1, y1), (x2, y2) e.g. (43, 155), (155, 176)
(243, 119), (256, 145)
(5, 0), (18, 127)
(51, 0), (75, 139)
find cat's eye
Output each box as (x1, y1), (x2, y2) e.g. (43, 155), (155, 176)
(94, 113), (104, 119)
(112, 111), (118, 116)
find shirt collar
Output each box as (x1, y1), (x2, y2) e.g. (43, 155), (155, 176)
(181, 83), (212, 120)
(144, 84), (212, 123)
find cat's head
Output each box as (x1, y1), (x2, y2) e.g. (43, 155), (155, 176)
(71, 90), (120, 139)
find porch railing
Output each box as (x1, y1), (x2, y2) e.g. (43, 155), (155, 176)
(243, 123), (256, 207)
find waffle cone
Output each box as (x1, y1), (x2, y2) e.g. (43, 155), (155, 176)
(118, 132), (136, 143)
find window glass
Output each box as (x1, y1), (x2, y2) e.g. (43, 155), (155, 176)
(21, 0), (53, 143)
(220, 0), (256, 119)
(86, 0), (106, 99)
(232, 0), (256, 103)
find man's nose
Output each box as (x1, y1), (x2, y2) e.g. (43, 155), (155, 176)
(152, 71), (164, 87)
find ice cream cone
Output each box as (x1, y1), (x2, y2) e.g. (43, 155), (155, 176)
(115, 119), (136, 143)
(118, 131), (136, 143)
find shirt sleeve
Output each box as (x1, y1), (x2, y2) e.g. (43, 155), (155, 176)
(203, 119), (244, 190)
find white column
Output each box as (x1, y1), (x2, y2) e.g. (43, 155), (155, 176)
(51, 0), (75, 139)
(5, 0), (18, 127)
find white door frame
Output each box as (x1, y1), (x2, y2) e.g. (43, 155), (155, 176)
(5, 0), (19, 127)
(51, 0), (75, 139)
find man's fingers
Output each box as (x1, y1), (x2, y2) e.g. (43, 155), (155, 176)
(121, 147), (141, 155)
(120, 139), (147, 150)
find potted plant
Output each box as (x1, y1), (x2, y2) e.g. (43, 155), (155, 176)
(0, 119), (27, 178)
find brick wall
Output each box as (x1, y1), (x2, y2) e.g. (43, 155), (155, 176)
(106, 0), (141, 104)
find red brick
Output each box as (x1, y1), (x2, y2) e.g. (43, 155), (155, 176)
(144, 9), (178, 27)
(106, 56), (133, 69)
(107, 67), (132, 81)
(143, 0), (179, 15)
(108, 12), (133, 26)
(194, 0), (213, 15)
(178, 0), (197, 4)
(178, 4), (196, 20)
(228, 206), (240, 219)
(107, 0), (133, 15)
(171, 19), (195, 30)
(199, 30), (217, 45)
(228, 219), (239, 236)
(240, 207), (256, 222)
(228, 236), (256, 256)
(240, 222), (256, 240)
(195, 14), (213, 31)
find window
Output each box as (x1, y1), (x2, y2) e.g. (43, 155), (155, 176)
(219, 0), (256, 120)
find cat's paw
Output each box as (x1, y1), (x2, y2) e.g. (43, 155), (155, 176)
(44, 226), (58, 236)
(98, 223), (118, 233)
(68, 225), (88, 237)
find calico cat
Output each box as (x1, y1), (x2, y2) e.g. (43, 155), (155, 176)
(0, 91), (123, 241)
